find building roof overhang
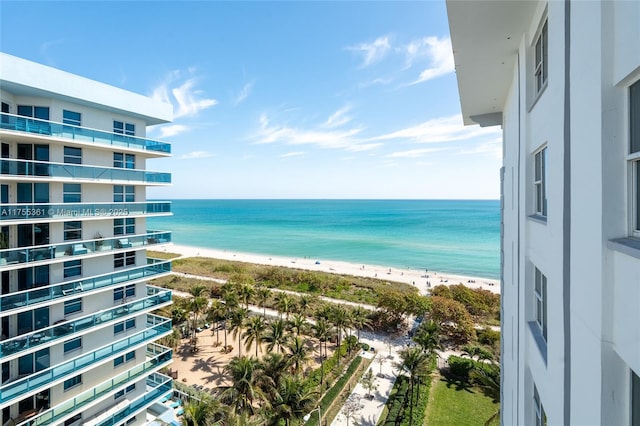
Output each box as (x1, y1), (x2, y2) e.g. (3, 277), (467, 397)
(446, 0), (537, 126)
(0, 53), (173, 125)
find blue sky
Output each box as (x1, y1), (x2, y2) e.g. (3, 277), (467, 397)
(1, 1), (501, 199)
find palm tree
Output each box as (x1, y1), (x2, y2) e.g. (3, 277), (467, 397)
(287, 313), (307, 336)
(255, 286), (272, 318)
(222, 356), (264, 416)
(256, 352), (289, 397)
(395, 346), (431, 425)
(312, 318), (331, 386)
(350, 306), (372, 341)
(296, 294), (313, 316)
(329, 306), (350, 361)
(274, 293), (294, 319)
(222, 289), (239, 348)
(207, 299), (226, 346)
(266, 375), (318, 426)
(286, 335), (310, 375)
(238, 283), (255, 310)
(470, 358), (500, 425)
(243, 315), (267, 357)
(413, 319), (442, 356)
(229, 307), (249, 357)
(261, 318), (289, 354)
(189, 285), (208, 351)
(182, 395), (223, 426)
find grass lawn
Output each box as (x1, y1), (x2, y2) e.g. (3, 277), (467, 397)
(425, 376), (499, 426)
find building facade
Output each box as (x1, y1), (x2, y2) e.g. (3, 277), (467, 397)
(447, 1), (640, 425)
(0, 53), (174, 426)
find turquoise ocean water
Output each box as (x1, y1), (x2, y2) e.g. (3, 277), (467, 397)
(147, 199), (500, 279)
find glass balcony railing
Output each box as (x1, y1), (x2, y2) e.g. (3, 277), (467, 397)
(0, 315), (172, 406)
(0, 201), (171, 222)
(0, 113), (171, 154)
(0, 230), (171, 268)
(24, 349), (172, 426)
(0, 260), (172, 313)
(0, 158), (171, 184)
(0, 288), (172, 359)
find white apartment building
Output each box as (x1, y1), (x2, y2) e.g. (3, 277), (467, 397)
(447, 1), (640, 425)
(0, 53), (174, 426)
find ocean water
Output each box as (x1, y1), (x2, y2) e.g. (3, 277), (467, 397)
(147, 199), (500, 279)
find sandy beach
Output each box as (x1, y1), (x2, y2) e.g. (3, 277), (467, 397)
(163, 244), (500, 295)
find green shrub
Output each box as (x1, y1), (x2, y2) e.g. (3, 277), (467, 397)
(361, 343), (370, 351)
(448, 355), (475, 380)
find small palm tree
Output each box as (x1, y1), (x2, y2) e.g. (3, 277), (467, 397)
(262, 318), (289, 354)
(207, 299), (226, 346)
(329, 306), (350, 361)
(243, 315), (267, 357)
(274, 293), (294, 319)
(350, 306), (372, 341)
(229, 307), (249, 357)
(266, 375), (318, 426)
(257, 352), (289, 396)
(286, 335), (310, 374)
(189, 285), (208, 351)
(287, 313), (308, 336)
(238, 283), (255, 310)
(222, 356), (264, 416)
(255, 286), (272, 318)
(413, 319), (442, 356)
(395, 346), (431, 425)
(296, 294), (313, 316)
(182, 394), (223, 426)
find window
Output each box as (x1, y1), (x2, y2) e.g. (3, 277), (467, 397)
(63, 183), (81, 203)
(63, 337), (82, 353)
(113, 284), (135, 302)
(62, 110), (81, 127)
(114, 318), (136, 334)
(64, 298), (82, 315)
(63, 374), (82, 391)
(113, 350), (136, 367)
(114, 218), (136, 236)
(114, 251), (136, 268)
(534, 20), (548, 95)
(534, 147), (547, 217)
(631, 80), (640, 233)
(17, 183), (49, 203)
(17, 106), (49, 120)
(114, 383), (136, 400)
(113, 185), (135, 203)
(63, 260), (82, 278)
(63, 221), (82, 241)
(534, 385), (547, 426)
(63, 146), (82, 164)
(534, 267), (547, 341)
(113, 152), (135, 169)
(113, 121), (135, 136)
(64, 414), (82, 426)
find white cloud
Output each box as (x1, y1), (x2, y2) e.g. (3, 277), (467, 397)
(325, 106), (352, 128)
(385, 147), (446, 158)
(179, 151), (214, 160)
(157, 124), (189, 138)
(372, 114), (499, 144)
(280, 151), (304, 158)
(151, 70), (218, 119)
(346, 36), (391, 67)
(407, 36), (455, 84)
(358, 77), (393, 88)
(233, 80), (255, 106)
(253, 112), (378, 153)
(459, 137), (503, 159)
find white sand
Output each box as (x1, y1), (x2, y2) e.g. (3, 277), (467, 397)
(160, 244), (500, 295)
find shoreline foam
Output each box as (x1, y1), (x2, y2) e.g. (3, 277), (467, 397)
(162, 243), (501, 295)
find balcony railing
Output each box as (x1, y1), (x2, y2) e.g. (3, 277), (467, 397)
(0, 260), (172, 313)
(0, 230), (171, 268)
(0, 201), (171, 222)
(0, 158), (171, 184)
(23, 350), (172, 426)
(0, 315), (172, 406)
(0, 288), (172, 359)
(0, 113), (171, 154)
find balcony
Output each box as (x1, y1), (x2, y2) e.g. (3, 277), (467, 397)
(21, 350), (172, 426)
(1, 158), (171, 184)
(0, 201), (171, 224)
(0, 260), (171, 314)
(0, 288), (172, 360)
(0, 113), (171, 154)
(0, 230), (171, 270)
(0, 315), (172, 407)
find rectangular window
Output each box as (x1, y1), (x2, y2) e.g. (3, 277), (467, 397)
(113, 185), (135, 203)
(63, 146), (82, 164)
(631, 80), (640, 233)
(63, 337), (82, 353)
(63, 183), (81, 203)
(114, 383), (136, 400)
(534, 147), (547, 217)
(114, 350), (136, 367)
(17, 106), (50, 120)
(63, 260), (82, 278)
(64, 298), (82, 315)
(63, 374), (82, 391)
(114, 121), (135, 136)
(63, 221), (82, 241)
(113, 284), (135, 301)
(114, 218), (136, 236)
(534, 267), (548, 341)
(114, 318), (136, 334)
(534, 385), (547, 426)
(534, 20), (548, 95)
(114, 251), (136, 268)
(62, 110), (81, 127)
(64, 413), (82, 426)
(113, 152), (135, 169)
